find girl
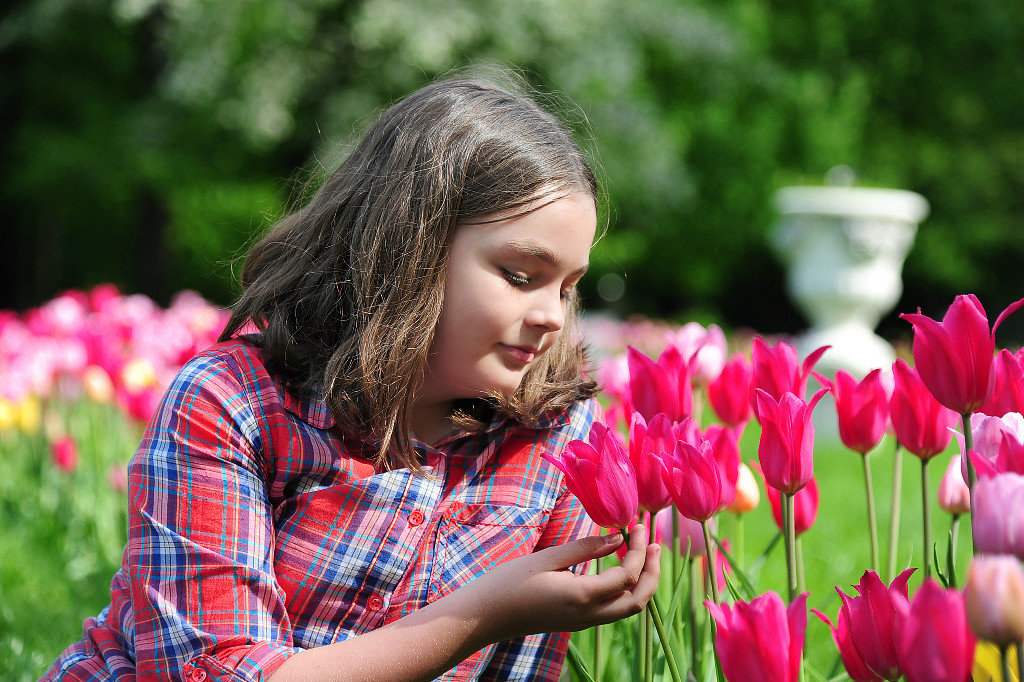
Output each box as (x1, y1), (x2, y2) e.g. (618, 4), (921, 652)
(45, 72), (661, 682)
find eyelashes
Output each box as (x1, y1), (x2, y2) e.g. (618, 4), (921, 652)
(502, 269), (577, 301)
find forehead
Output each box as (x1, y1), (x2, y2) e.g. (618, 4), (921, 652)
(458, 193), (597, 268)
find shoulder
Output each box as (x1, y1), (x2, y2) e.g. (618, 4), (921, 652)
(515, 397), (601, 456)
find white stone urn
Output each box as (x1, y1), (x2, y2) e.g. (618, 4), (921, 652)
(771, 185), (929, 379)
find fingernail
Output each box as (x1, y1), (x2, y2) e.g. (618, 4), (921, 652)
(604, 532), (622, 544)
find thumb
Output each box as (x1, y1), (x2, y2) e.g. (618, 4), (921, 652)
(532, 532), (624, 572)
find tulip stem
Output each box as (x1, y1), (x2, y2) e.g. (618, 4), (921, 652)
(796, 536), (806, 594)
(647, 596), (684, 682)
(1001, 644), (1012, 682)
(921, 458), (932, 579)
(949, 513), (960, 575)
(887, 442), (904, 582)
(689, 558), (702, 677)
(961, 411), (977, 555)
(861, 454), (880, 574)
(782, 493), (798, 603)
(734, 512), (745, 567)
(644, 523), (656, 682)
(593, 556), (602, 681)
(701, 520), (720, 605)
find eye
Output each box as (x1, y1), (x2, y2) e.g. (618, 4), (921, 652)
(502, 269), (531, 287)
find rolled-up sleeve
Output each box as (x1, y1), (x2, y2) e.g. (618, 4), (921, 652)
(129, 354), (299, 681)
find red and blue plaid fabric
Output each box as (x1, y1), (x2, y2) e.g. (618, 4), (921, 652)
(44, 339), (599, 681)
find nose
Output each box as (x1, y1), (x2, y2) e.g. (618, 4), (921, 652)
(524, 288), (565, 333)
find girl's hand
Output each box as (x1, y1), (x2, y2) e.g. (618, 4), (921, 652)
(461, 523), (661, 644)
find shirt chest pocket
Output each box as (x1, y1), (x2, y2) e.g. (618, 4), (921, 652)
(433, 502), (549, 599)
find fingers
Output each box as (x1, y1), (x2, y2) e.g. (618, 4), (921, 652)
(593, 543), (663, 623)
(533, 531), (625, 572)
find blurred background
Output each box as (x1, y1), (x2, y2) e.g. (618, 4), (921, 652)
(4, 0), (1024, 343)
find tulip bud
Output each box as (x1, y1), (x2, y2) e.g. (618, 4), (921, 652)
(755, 388), (828, 494)
(963, 555), (1024, 645)
(889, 359), (958, 460)
(826, 369), (889, 455)
(937, 456), (971, 515)
(727, 462), (760, 514)
(664, 322), (727, 386)
(661, 438), (722, 523)
(750, 337), (829, 410)
(895, 579), (975, 682)
(708, 353), (753, 429)
(978, 348), (1024, 417)
(707, 591), (808, 682)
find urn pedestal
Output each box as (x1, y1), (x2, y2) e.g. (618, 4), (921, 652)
(771, 186), (929, 380)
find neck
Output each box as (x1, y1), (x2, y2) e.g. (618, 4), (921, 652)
(408, 394), (455, 445)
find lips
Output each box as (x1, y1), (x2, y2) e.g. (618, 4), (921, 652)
(501, 344), (539, 364)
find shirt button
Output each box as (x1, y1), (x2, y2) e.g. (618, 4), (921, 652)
(367, 594), (384, 611)
(190, 669), (208, 682)
(408, 509), (424, 527)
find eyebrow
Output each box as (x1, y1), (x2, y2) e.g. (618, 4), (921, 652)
(502, 240), (590, 277)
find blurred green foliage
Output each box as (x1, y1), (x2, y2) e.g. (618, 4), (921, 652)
(3, 0), (1023, 341)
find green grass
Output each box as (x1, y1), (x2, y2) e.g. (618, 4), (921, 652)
(0, 397), (972, 680)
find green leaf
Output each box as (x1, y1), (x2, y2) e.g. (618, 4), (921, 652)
(945, 527), (959, 588)
(710, 532), (757, 600)
(932, 544), (952, 588)
(566, 639), (596, 682)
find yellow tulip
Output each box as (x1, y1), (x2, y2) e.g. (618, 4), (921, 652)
(974, 641), (1020, 681)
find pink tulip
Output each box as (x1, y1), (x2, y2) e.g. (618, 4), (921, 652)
(708, 352), (753, 430)
(627, 345), (694, 423)
(820, 369), (889, 455)
(761, 472), (819, 536)
(702, 423), (740, 509)
(954, 412), (1024, 480)
(628, 412), (675, 514)
(705, 591), (808, 682)
(895, 579), (976, 682)
(727, 462), (760, 514)
(900, 294), (1024, 415)
(654, 507), (709, 556)
(664, 322), (727, 386)
(661, 438), (722, 523)
(543, 421), (639, 530)
(754, 388), (828, 495)
(820, 570), (913, 681)
(978, 348), (1024, 417)
(750, 337), (829, 412)
(937, 456), (971, 515)
(888, 359), (959, 460)
(963, 554), (1024, 646)
(972, 472), (1024, 559)
(50, 435), (79, 473)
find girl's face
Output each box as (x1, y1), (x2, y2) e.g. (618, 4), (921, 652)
(420, 192), (597, 411)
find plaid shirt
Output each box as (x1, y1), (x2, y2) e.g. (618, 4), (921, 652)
(45, 339), (599, 681)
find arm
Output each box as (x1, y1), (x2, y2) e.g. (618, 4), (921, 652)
(269, 527), (660, 682)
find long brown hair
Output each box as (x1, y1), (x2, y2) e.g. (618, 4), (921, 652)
(220, 70), (601, 471)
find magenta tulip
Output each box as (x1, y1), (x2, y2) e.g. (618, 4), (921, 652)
(813, 606), (884, 682)
(50, 435), (79, 473)
(708, 352), (753, 430)
(889, 359), (959, 460)
(825, 569), (913, 681)
(627, 345), (694, 423)
(754, 388), (828, 494)
(762, 472), (819, 536)
(978, 348), (1024, 417)
(705, 591), (808, 682)
(963, 554), (1024, 646)
(900, 294), (1024, 414)
(972, 472), (1024, 559)
(628, 412), (675, 514)
(750, 337), (829, 410)
(660, 438), (722, 523)
(895, 579), (976, 682)
(543, 421), (638, 530)
(818, 369), (889, 455)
